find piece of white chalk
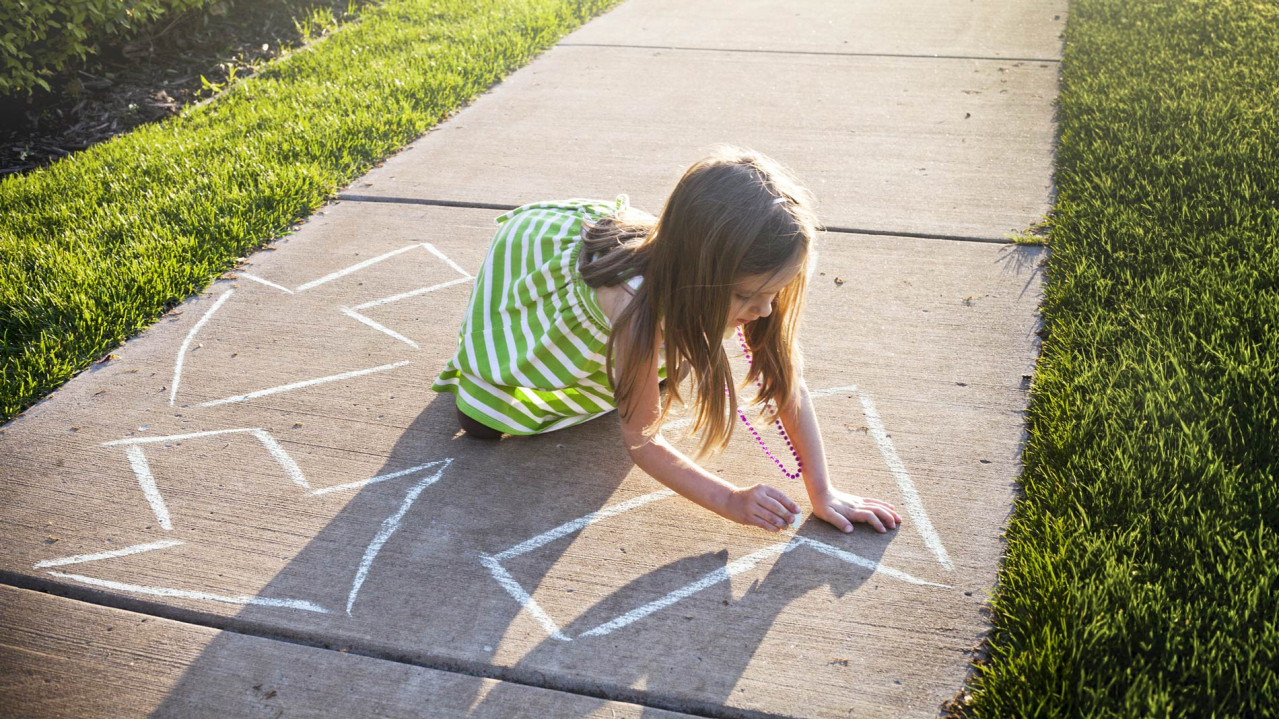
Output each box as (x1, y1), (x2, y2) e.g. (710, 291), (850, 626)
(789, 513), (802, 530)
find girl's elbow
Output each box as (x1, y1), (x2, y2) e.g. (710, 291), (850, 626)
(621, 430), (663, 460)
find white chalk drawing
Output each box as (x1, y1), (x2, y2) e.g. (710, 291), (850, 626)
(478, 489), (676, 641)
(39, 232), (958, 639)
(238, 272), (295, 294)
(47, 571), (331, 613)
(347, 459), (452, 614)
(578, 536), (948, 639)
(295, 243), (424, 292)
(341, 307), (421, 349)
(169, 288), (234, 406)
(477, 381), (955, 640)
(480, 485), (951, 642)
(855, 390), (953, 570)
(195, 360), (411, 408)
(124, 445), (172, 530)
(105, 428), (312, 530)
(34, 540), (184, 568)
(35, 241), (480, 613)
(173, 244), (473, 405)
(49, 427), (456, 614)
(249, 429), (310, 489)
(663, 384), (953, 571)
(337, 243), (474, 350)
(103, 428), (453, 512)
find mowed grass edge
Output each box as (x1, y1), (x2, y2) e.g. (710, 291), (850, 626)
(967, 0), (1278, 716)
(0, 0), (619, 421)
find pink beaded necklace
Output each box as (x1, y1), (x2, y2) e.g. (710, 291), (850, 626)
(734, 327), (803, 480)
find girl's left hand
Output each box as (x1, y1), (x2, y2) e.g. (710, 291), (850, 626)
(812, 488), (902, 534)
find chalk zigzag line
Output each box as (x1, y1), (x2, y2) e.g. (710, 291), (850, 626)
(125, 445), (172, 530)
(104, 428), (312, 530)
(103, 427), (257, 446)
(195, 360), (411, 408)
(311, 461), (449, 497)
(480, 484), (950, 641)
(578, 537), (949, 639)
(338, 243), (474, 349)
(295, 244), (421, 292)
(341, 307), (420, 349)
(104, 428), (449, 527)
(478, 489), (676, 642)
(169, 289), (234, 406)
(48, 571), (331, 613)
(481, 553), (572, 642)
(34, 540), (184, 569)
(351, 267), (474, 310)
(53, 437), (455, 615)
(855, 390), (953, 570)
(577, 541), (794, 639)
(238, 272), (294, 294)
(345, 459), (453, 615)
(295, 241), (473, 293)
(662, 382), (952, 570)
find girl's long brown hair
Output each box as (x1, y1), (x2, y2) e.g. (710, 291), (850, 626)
(580, 147), (821, 457)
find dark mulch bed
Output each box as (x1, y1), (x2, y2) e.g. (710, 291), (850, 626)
(0, 0), (370, 177)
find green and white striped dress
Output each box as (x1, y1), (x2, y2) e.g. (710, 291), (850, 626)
(432, 196), (637, 434)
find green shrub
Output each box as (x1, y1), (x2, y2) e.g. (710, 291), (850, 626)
(0, 0), (215, 95)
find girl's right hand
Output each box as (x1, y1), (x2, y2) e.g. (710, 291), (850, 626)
(725, 484), (801, 531)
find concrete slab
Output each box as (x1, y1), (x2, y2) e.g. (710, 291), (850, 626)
(563, 0), (1067, 60)
(0, 201), (1045, 717)
(351, 45), (1057, 240)
(0, 584), (692, 717)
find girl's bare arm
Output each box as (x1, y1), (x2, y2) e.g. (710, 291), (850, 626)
(778, 380), (901, 533)
(615, 334), (799, 531)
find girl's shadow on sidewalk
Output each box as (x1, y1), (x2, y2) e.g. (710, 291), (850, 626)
(148, 392), (891, 717)
(469, 527), (887, 717)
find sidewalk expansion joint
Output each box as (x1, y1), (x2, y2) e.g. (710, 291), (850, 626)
(338, 194), (519, 211)
(0, 571), (792, 719)
(558, 42), (1062, 64)
(823, 225), (1013, 244)
(337, 193), (1014, 245)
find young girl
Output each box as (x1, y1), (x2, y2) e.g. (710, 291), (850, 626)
(433, 147), (901, 535)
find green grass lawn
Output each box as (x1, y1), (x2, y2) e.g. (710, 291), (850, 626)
(0, 0), (617, 420)
(968, 0), (1279, 716)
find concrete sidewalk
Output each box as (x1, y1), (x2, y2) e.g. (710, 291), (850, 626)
(0, 1), (1061, 717)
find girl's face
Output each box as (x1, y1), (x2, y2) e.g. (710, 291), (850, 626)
(727, 262), (803, 331)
